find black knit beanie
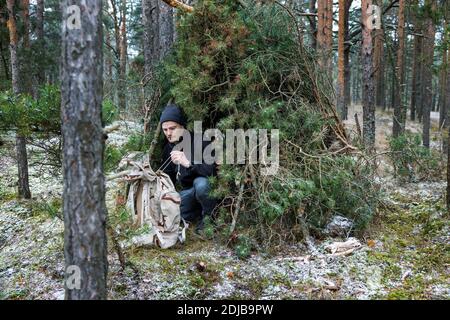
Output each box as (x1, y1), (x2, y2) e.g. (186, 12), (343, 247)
(159, 104), (187, 127)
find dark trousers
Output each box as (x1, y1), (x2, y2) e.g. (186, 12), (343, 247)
(180, 177), (217, 228)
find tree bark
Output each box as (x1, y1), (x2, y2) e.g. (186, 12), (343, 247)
(373, 0), (385, 109)
(337, 0), (346, 120)
(118, 0), (127, 111)
(446, 17), (450, 209)
(410, 4), (422, 122)
(36, 0), (44, 41)
(7, 0), (31, 199)
(36, 0), (45, 85)
(159, 1), (174, 59)
(439, 27), (448, 129)
(422, 0), (436, 148)
(0, 42), (10, 80)
(20, 0), (30, 48)
(309, 0), (317, 49)
(105, 27), (113, 86)
(61, 0), (108, 300)
(361, 0), (375, 149)
(317, 0), (333, 73)
(143, 0), (161, 76)
(392, 0), (406, 138)
(344, 0), (352, 107)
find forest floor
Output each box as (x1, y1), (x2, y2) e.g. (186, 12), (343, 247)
(0, 106), (448, 300)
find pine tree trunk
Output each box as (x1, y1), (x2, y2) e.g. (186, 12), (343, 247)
(7, 0), (31, 199)
(118, 0), (127, 111)
(418, 41), (425, 122)
(392, 0), (406, 138)
(143, 0), (161, 76)
(21, 0), (30, 48)
(344, 0), (353, 111)
(0, 44), (10, 80)
(105, 29), (113, 85)
(361, 0), (375, 149)
(36, 0), (44, 41)
(36, 0), (45, 85)
(61, 0), (108, 300)
(159, 1), (174, 59)
(337, 0), (346, 120)
(422, 0), (436, 148)
(410, 28), (422, 121)
(373, 0), (385, 109)
(309, 0), (317, 50)
(317, 0), (333, 73)
(110, 0), (121, 106)
(439, 27), (448, 129)
(446, 17), (450, 208)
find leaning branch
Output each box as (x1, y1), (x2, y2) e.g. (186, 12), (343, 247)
(160, 0), (194, 13)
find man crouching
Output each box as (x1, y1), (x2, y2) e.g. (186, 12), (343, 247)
(159, 104), (217, 234)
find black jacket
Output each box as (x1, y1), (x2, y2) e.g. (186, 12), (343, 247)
(161, 131), (217, 189)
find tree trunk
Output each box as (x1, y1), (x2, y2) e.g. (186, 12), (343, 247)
(105, 28), (113, 86)
(36, 0), (44, 41)
(373, 0), (385, 110)
(418, 42), (425, 122)
(7, 0), (31, 199)
(446, 19), (450, 209)
(361, 0), (375, 149)
(410, 16), (422, 121)
(159, 1), (174, 59)
(439, 26), (448, 129)
(110, 0), (121, 106)
(392, 0), (406, 138)
(317, 0), (333, 73)
(61, 0), (108, 300)
(422, 0), (436, 148)
(36, 0), (45, 85)
(118, 0), (127, 111)
(344, 0), (352, 107)
(21, 0), (30, 48)
(143, 0), (161, 76)
(309, 0), (317, 49)
(337, 0), (346, 120)
(0, 43), (10, 80)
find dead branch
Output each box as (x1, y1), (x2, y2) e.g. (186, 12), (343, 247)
(160, 0), (193, 13)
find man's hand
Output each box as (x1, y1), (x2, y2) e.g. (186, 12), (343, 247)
(170, 151), (191, 168)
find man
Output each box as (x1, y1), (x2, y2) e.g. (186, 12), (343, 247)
(160, 104), (217, 233)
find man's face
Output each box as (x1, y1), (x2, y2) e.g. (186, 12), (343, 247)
(162, 121), (185, 143)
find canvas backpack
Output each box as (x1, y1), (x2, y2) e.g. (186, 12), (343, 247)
(125, 161), (187, 249)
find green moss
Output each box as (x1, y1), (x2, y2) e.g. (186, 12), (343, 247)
(2, 288), (30, 300)
(368, 194), (449, 299)
(29, 198), (62, 219)
(0, 191), (16, 203)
